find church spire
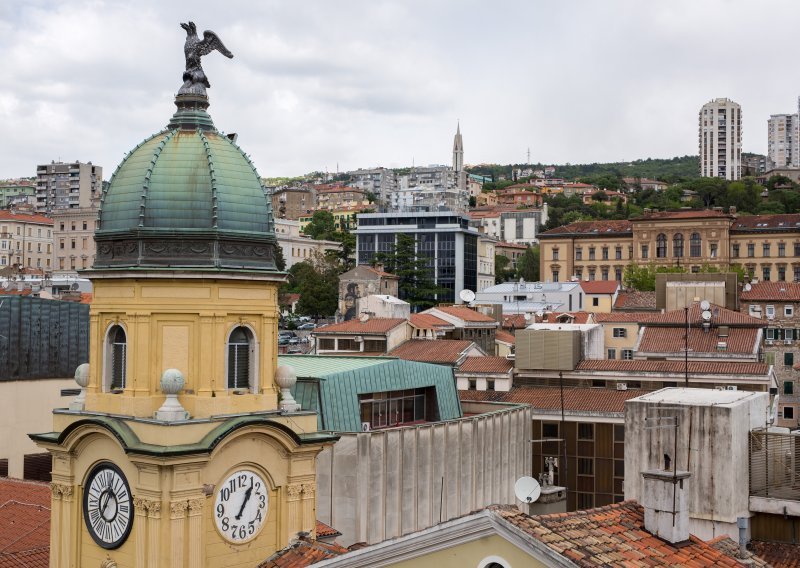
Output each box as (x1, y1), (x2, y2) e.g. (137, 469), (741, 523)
(452, 121), (463, 173)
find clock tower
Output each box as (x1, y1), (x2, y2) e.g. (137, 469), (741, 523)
(31, 22), (336, 568)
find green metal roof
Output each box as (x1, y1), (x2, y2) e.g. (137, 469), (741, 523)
(278, 355), (463, 432)
(99, 129), (270, 234)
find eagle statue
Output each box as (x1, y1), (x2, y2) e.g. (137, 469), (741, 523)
(179, 21), (234, 95)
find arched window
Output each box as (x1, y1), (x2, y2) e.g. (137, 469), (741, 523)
(227, 326), (255, 390)
(672, 233), (684, 258)
(656, 234), (667, 258)
(106, 325), (127, 391)
(690, 232), (702, 257)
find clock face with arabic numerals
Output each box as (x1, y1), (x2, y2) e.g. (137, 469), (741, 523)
(82, 462), (134, 549)
(214, 469), (269, 543)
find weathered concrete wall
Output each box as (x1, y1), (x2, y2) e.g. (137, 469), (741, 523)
(317, 403), (532, 546)
(624, 388), (769, 541)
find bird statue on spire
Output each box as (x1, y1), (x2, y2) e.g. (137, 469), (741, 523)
(179, 21), (234, 96)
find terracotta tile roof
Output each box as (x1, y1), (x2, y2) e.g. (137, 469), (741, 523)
(645, 303), (764, 327)
(388, 339), (475, 365)
(314, 318), (406, 334)
(748, 540), (800, 567)
(595, 312), (652, 323)
(495, 329), (516, 344)
(315, 520), (341, 539)
(502, 314), (526, 329)
(459, 386), (642, 413)
(409, 313), (452, 329)
(538, 219), (632, 238)
(258, 537), (349, 567)
(432, 306), (497, 323)
(503, 312), (592, 327)
(580, 281), (620, 295)
(740, 281), (800, 301)
(458, 356), (513, 374)
(733, 213), (800, 231)
(495, 241), (529, 250)
(0, 211), (53, 225)
(576, 359), (770, 376)
(0, 478), (50, 568)
(490, 502), (765, 567)
(614, 291), (657, 311)
(633, 209), (733, 221)
(363, 266), (398, 279)
(638, 326), (759, 355)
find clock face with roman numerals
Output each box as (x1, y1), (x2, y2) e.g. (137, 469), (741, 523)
(82, 462), (134, 549)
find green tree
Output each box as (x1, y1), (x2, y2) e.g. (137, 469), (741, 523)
(591, 190), (608, 202)
(495, 254), (516, 284)
(516, 246), (540, 281)
(274, 244), (286, 272)
(623, 263), (687, 291)
(302, 210), (336, 239)
(290, 253), (339, 318)
(376, 234), (446, 310)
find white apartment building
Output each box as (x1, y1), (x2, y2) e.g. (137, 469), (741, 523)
(274, 218), (341, 269)
(35, 161), (102, 214)
(0, 210), (54, 271)
(52, 207), (98, 273)
(699, 98), (742, 180)
(767, 97), (800, 169)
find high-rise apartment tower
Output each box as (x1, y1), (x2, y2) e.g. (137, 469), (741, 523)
(767, 97), (800, 169)
(699, 98), (741, 180)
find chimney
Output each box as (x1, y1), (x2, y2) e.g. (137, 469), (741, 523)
(729, 206), (736, 215)
(641, 456), (691, 543)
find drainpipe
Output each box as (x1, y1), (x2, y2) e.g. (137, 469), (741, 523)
(737, 517), (748, 557)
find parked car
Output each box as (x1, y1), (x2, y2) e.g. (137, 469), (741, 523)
(297, 323), (316, 330)
(288, 336), (300, 345)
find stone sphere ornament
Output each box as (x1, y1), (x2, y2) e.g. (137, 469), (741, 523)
(70, 363), (90, 411)
(160, 368), (186, 395)
(155, 368), (189, 421)
(275, 365), (301, 412)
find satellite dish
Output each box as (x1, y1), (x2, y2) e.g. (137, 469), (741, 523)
(744, 283), (752, 292)
(535, 310), (544, 318)
(459, 289), (476, 303)
(71, 282), (80, 291)
(700, 299), (711, 311)
(702, 310), (712, 321)
(514, 476), (541, 504)
(524, 313), (532, 321)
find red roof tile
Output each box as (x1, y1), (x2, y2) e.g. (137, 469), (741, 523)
(740, 281), (800, 302)
(633, 209), (733, 220)
(748, 540), (800, 567)
(495, 241), (530, 250)
(539, 219), (633, 238)
(315, 318), (406, 334)
(458, 356), (513, 373)
(580, 281), (620, 295)
(733, 213), (800, 231)
(0, 211), (53, 225)
(0, 479), (50, 568)
(459, 386), (642, 413)
(495, 329), (516, 344)
(363, 266), (398, 279)
(490, 501), (766, 567)
(409, 313), (452, 329)
(388, 339), (476, 365)
(431, 306), (498, 323)
(595, 312), (652, 323)
(315, 520), (341, 539)
(575, 359), (770, 376)
(645, 303), (764, 327)
(258, 537), (349, 567)
(638, 327), (759, 355)
(502, 314), (527, 329)
(614, 291), (657, 311)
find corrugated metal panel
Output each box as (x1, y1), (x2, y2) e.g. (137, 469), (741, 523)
(282, 357), (461, 432)
(0, 296), (89, 380)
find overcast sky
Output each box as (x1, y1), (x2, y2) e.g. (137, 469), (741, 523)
(1, 0), (798, 179)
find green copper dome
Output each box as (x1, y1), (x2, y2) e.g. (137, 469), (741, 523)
(94, 94), (278, 271)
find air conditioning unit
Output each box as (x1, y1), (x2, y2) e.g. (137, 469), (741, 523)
(361, 422), (371, 432)
(354, 336), (363, 342)
(785, 339), (793, 345)
(715, 386), (726, 391)
(616, 383), (628, 391)
(726, 385), (738, 391)
(766, 340), (774, 346)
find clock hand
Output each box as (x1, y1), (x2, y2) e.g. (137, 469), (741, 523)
(235, 479), (253, 521)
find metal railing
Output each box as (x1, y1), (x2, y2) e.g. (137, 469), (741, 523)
(749, 429), (800, 500)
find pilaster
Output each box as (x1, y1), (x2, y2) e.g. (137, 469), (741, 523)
(286, 484), (303, 539)
(301, 482), (316, 533)
(133, 498), (149, 566)
(146, 499), (162, 568)
(170, 500), (188, 567)
(187, 498), (204, 568)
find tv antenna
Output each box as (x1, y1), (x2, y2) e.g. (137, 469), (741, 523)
(459, 289), (475, 304)
(514, 476), (541, 504)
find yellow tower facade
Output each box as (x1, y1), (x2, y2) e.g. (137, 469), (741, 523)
(31, 22), (336, 567)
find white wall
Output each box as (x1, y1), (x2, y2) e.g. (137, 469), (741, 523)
(316, 403), (531, 546)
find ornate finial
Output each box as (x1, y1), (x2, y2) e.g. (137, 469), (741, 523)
(179, 21), (233, 96)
